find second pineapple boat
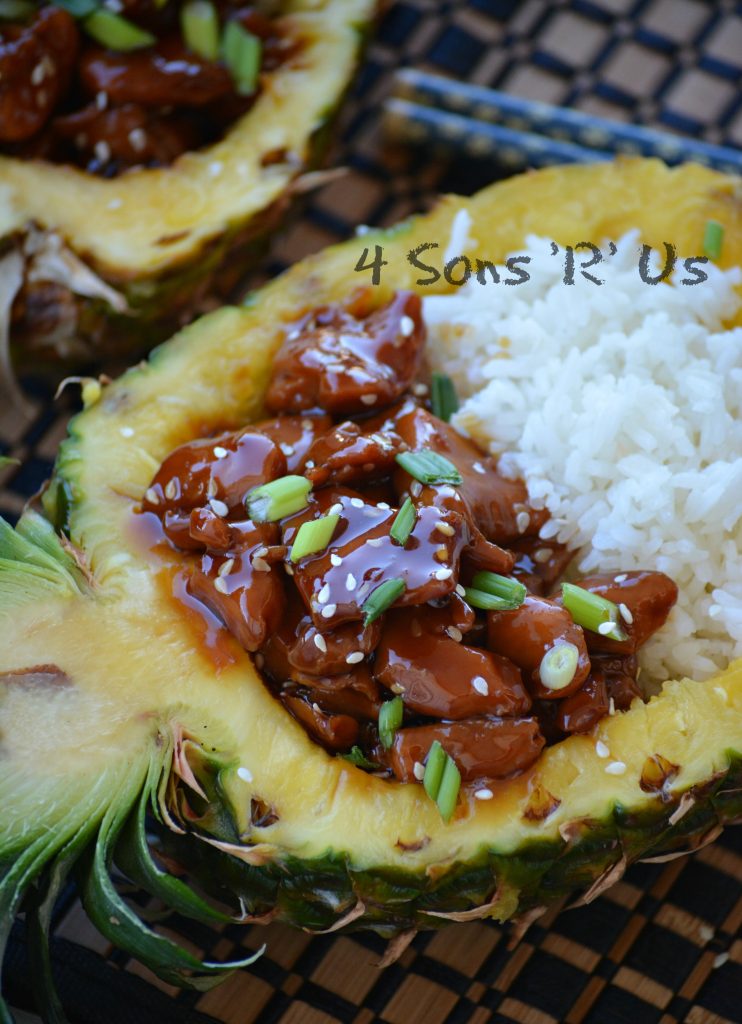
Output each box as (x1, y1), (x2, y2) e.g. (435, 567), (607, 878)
(141, 287), (678, 821)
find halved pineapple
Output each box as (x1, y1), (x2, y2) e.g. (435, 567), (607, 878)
(0, 0), (377, 374)
(2, 159), (742, 1016)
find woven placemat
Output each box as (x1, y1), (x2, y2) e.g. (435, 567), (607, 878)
(3, 2), (742, 1022)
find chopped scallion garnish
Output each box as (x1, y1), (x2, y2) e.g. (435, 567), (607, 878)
(362, 577), (405, 625)
(181, 0), (220, 61)
(341, 746), (378, 770)
(436, 755), (461, 822)
(389, 497), (416, 546)
(83, 10), (156, 50)
(562, 582), (627, 642)
(422, 740), (446, 800)
(703, 220), (724, 260)
(222, 20), (262, 95)
(245, 475), (311, 523)
(539, 641), (579, 691)
(463, 587), (520, 612)
(395, 450), (462, 486)
(378, 696), (404, 749)
(290, 513), (339, 562)
(430, 372), (459, 422)
(471, 571), (526, 608)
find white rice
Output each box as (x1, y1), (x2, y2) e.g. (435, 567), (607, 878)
(423, 230), (742, 682)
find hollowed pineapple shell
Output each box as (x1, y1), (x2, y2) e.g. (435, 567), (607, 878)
(1, 158), (741, 1016)
(0, 0), (377, 374)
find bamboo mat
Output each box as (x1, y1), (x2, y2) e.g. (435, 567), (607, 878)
(3, 2), (742, 1022)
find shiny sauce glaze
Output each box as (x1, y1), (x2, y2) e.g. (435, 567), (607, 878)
(139, 289), (679, 812)
(0, 4), (296, 175)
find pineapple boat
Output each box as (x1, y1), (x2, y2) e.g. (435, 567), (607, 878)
(2, 159), (742, 1014)
(0, 0), (375, 375)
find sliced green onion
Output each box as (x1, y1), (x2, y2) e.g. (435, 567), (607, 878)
(430, 372), (459, 423)
(341, 746), (377, 770)
(222, 21), (262, 96)
(395, 450), (462, 486)
(245, 475), (311, 523)
(539, 641), (579, 691)
(423, 740), (446, 800)
(0, 455), (19, 469)
(83, 10), (156, 50)
(703, 220), (724, 260)
(362, 577), (405, 626)
(471, 571), (526, 608)
(562, 582), (627, 642)
(181, 0), (220, 61)
(0, 0), (36, 19)
(464, 587), (520, 612)
(378, 696), (404, 750)
(390, 497), (416, 546)
(290, 513), (339, 563)
(436, 755), (461, 823)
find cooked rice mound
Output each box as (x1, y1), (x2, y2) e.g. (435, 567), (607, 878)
(424, 229), (742, 682)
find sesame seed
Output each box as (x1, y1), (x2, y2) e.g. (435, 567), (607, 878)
(455, 584), (466, 598)
(472, 461), (486, 475)
(699, 925), (714, 943)
(350, 497), (364, 508)
(390, 682), (405, 694)
(360, 394), (377, 406)
(252, 557), (270, 572)
(619, 602), (633, 625)
(614, 573), (627, 583)
(164, 479), (177, 501)
(605, 761), (626, 775)
(410, 481), (423, 498)
(412, 382), (428, 397)
(533, 547), (552, 564)
(94, 140), (111, 164)
(413, 760), (425, 780)
(595, 740), (610, 759)
(214, 577), (229, 594)
(237, 766), (253, 783)
(312, 702), (321, 713)
(346, 651), (364, 665)
(377, 502), (390, 510)
(213, 446), (228, 459)
(713, 952), (729, 969)
(284, 563), (294, 576)
(305, 460), (315, 469)
(446, 626), (463, 642)
(400, 315), (415, 337)
(474, 788), (493, 800)
(210, 499), (229, 518)
(218, 558), (234, 577)
(120, 426), (134, 437)
(287, 329), (301, 341)
(472, 676), (488, 695)
(330, 553), (343, 567)
(253, 546), (269, 559)
(96, 91), (108, 110)
(207, 478), (218, 497)
(434, 521), (455, 537)
(280, 443), (295, 456)
(598, 621), (616, 635)
(714, 686), (727, 703)
(144, 487), (159, 505)
(516, 511), (531, 534)
(345, 573), (357, 591)
(328, 502), (343, 516)
(435, 546), (449, 562)
(318, 583), (330, 604)
(208, 160), (223, 177)
(367, 537), (383, 548)
(300, 418), (313, 430)
(321, 603), (337, 618)
(128, 128), (146, 153)
(434, 567), (453, 580)
(31, 62), (45, 86)
(313, 633), (327, 653)
(608, 697), (615, 716)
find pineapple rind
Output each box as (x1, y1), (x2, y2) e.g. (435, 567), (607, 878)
(0, 161), (740, 998)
